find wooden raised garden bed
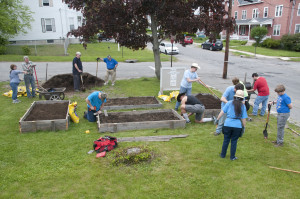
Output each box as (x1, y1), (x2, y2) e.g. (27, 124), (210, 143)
(103, 96), (162, 110)
(98, 109), (185, 133)
(195, 93), (221, 117)
(19, 100), (70, 133)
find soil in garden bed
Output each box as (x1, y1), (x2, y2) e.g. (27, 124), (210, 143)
(42, 73), (105, 92)
(99, 112), (179, 123)
(24, 102), (69, 121)
(195, 93), (221, 109)
(105, 97), (158, 106)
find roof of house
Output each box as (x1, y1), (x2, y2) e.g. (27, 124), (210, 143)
(235, 18), (273, 25)
(237, 0), (263, 6)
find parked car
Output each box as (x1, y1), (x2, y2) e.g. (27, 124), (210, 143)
(184, 36), (193, 44)
(201, 39), (223, 51)
(159, 42), (179, 55)
(97, 33), (112, 41)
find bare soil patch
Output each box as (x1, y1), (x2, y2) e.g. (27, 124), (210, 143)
(195, 93), (221, 109)
(99, 112), (179, 123)
(105, 97), (158, 106)
(24, 102), (69, 121)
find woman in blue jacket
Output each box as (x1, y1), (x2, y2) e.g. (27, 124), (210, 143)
(9, 64), (26, 103)
(216, 90), (248, 160)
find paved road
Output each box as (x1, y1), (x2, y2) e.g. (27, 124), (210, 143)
(1, 43), (299, 125)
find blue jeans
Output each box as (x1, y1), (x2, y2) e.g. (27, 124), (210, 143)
(85, 107), (97, 122)
(216, 113), (227, 134)
(73, 74), (80, 91)
(175, 86), (192, 109)
(24, 74), (36, 97)
(221, 126), (242, 160)
(252, 95), (269, 116)
(10, 82), (19, 100)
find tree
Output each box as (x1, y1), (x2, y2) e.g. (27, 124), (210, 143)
(250, 26), (268, 45)
(64, 0), (232, 79)
(0, 0), (33, 53)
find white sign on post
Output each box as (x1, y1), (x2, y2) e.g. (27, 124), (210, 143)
(160, 67), (186, 94)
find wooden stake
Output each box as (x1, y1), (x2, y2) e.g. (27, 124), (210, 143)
(269, 166), (300, 174)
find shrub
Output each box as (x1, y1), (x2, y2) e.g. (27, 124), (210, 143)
(262, 38), (281, 49)
(0, 45), (6, 55)
(22, 46), (31, 55)
(281, 33), (300, 51)
(240, 41), (247, 45)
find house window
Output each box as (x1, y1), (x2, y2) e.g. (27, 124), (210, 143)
(232, 0), (234, 6)
(298, 3), (300, 16)
(41, 18), (56, 33)
(264, 7), (268, 18)
(43, 0), (49, 6)
(273, 25), (281, 36)
(234, 11), (238, 19)
(47, 40), (54, 43)
(241, 26), (246, 35)
(252, 8), (258, 18)
(77, 16), (82, 26)
(242, 10), (247, 20)
(275, 5), (283, 17)
(295, 24), (300, 34)
(69, 17), (74, 31)
(234, 26), (238, 34)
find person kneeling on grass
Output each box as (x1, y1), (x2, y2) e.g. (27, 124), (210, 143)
(9, 64), (27, 104)
(177, 93), (215, 124)
(269, 85), (292, 147)
(216, 90), (247, 161)
(84, 91), (107, 122)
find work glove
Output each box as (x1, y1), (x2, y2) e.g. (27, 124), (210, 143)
(96, 57), (100, 61)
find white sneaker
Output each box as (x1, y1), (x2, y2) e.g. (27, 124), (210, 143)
(112, 83), (115, 86)
(104, 82), (108, 85)
(12, 100), (20, 104)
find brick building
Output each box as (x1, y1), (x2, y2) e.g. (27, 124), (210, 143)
(221, 0), (300, 40)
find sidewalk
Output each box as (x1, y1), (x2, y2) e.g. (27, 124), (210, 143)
(229, 49), (293, 60)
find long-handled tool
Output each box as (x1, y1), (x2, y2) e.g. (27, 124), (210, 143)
(287, 126), (300, 136)
(33, 65), (47, 92)
(197, 78), (220, 100)
(96, 58), (99, 78)
(80, 73), (86, 92)
(263, 103), (272, 139)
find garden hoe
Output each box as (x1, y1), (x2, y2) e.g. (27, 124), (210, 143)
(263, 103), (272, 139)
(80, 73), (86, 92)
(33, 65), (47, 92)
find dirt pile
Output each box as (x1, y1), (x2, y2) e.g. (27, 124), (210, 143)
(42, 73), (105, 92)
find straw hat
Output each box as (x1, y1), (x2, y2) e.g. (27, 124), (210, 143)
(234, 90), (244, 99)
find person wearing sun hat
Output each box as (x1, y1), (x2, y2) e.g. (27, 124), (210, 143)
(174, 63), (202, 111)
(216, 90), (248, 160)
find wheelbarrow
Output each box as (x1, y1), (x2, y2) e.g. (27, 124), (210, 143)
(37, 87), (66, 100)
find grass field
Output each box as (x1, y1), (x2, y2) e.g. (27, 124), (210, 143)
(0, 43), (170, 62)
(0, 78), (300, 198)
(230, 45), (300, 57)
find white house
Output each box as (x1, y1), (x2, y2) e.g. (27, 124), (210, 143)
(9, 0), (83, 45)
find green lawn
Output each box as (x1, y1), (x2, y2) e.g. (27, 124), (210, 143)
(0, 43), (170, 62)
(1, 78), (300, 198)
(230, 45), (300, 57)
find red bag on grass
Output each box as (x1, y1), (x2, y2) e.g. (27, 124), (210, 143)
(93, 136), (118, 155)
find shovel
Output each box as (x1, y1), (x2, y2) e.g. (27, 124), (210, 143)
(80, 73), (86, 92)
(263, 103), (272, 139)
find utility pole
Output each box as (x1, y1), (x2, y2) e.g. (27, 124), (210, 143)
(223, 0), (232, 79)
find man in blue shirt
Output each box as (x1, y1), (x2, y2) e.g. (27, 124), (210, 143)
(269, 85), (292, 147)
(175, 63), (201, 111)
(98, 55), (118, 86)
(84, 91), (107, 122)
(72, 52), (83, 92)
